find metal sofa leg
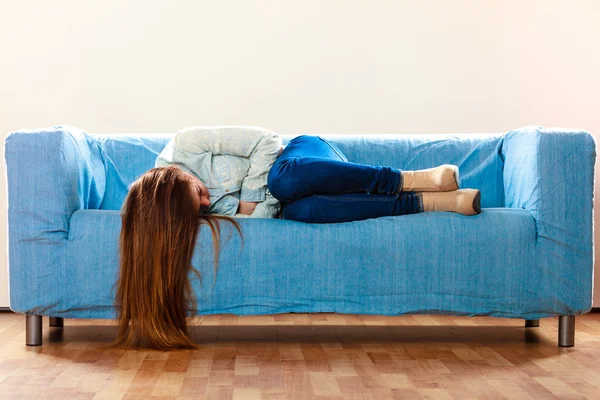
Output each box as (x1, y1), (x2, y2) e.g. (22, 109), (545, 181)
(525, 319), (540, 327)
(558, 315), (575, 347)
(26, 315), (42, 346)
(49, 317), (64, 327)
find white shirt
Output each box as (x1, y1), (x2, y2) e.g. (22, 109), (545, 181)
(155, 126), (283, 218)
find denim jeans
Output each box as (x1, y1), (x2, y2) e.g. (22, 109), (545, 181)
(267, 135), (423, 223)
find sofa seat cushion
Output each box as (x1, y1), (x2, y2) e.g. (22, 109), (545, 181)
(51, 207), (547, 319)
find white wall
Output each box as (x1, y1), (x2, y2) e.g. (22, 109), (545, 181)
(1, 0), (599, 308)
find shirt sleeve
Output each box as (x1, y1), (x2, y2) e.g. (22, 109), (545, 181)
(155, 139), (194, 173)
(173, 126), (282, 202)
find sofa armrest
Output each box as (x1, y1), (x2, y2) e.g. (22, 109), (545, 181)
(501, 126), (596, 312)
(4, 125), (106, 242)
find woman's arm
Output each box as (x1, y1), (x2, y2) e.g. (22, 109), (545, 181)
(173, 126), (282, 202)
(236, 147), (283, 216)
(234, 189), (281, 219)
(237, 200), (258, 215)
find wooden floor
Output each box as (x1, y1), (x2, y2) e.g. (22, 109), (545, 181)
(1, 312), (600, 400)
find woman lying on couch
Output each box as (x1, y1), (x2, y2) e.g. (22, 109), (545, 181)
(114, 126), (481, 350)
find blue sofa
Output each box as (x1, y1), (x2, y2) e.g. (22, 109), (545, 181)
(4, 125), (596, 347)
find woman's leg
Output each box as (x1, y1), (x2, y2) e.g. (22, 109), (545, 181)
(282, 192), (423, 223)
(268, 135), (403, 203)
(268, 135), (423, 222)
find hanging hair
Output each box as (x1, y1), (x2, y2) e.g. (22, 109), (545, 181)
(113, 165), (243, 350)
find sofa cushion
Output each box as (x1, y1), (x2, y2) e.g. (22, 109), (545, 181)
(43, 207), (543, 319)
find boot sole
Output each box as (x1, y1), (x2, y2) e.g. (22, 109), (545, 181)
(472, 190), (481, 214)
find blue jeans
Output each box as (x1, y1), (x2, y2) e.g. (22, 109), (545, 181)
(267, 135), (423, 223)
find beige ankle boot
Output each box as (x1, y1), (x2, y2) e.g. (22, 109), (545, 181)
(401, 164), (459, 192)
(420, 189), (481, 215)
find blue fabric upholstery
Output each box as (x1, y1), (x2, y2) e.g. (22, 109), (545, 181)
(4, 125), (596, 319)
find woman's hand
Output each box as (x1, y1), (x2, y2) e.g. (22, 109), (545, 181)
(238, 200), (258, 215)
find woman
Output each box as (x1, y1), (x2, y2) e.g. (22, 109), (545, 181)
(114, 126), (480, 349)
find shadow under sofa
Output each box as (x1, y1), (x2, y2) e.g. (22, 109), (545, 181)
(4, 125), (596, 347)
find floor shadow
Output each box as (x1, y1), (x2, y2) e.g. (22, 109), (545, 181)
(206, 324), (551, 345)
(43, 324), (554, 344)
(41, 323), (559, 367)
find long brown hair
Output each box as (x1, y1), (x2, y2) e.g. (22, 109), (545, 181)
(114, 165), (243, 350)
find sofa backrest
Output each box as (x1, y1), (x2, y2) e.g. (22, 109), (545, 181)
(92, 132), (505, 211)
